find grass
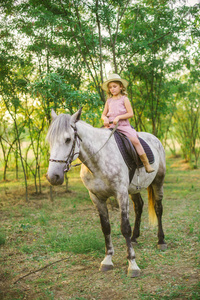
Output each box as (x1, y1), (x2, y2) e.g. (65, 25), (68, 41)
(0, 154), (200, 299)
(45, 228), (104, 254)
(0, 229), (6, 246)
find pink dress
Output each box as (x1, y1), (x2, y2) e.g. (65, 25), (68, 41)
(106, 95), (138, 138)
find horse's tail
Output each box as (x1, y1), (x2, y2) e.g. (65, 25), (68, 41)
(147, 185), (157, 226)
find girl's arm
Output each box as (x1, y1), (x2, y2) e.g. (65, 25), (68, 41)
(113, 97), (133, 124)
(101, 101), (109, 127)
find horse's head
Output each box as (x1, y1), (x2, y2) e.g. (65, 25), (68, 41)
(46, 108), (82, 185)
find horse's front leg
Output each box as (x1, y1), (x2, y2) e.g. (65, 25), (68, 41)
(89, 192), (114, 271)
(118, 192), (141, 277)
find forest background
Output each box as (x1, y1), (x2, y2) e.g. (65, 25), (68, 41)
(0, 0), (200, 201)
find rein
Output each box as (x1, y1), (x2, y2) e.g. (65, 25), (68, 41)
(80, 122), (119, 167)
(49, 123), (118, 172)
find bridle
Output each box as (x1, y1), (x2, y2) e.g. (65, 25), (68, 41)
(49, 124), (82, 172)
(49, 122), (118, 172)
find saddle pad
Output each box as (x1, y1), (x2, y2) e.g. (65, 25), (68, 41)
(113, 130), (155, 182)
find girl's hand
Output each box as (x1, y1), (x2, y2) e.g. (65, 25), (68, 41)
(103, 117), (109, 128)
(113, 116), (120, 125)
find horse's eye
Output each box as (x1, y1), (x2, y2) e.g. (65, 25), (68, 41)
(65, 138), (71, 143)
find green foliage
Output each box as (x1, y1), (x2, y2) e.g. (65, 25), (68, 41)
(30, 72), (102, 125)
(174, 74), (200, 168)
(121, 1), (198, 137)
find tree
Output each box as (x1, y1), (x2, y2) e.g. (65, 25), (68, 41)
(174, 73), (200, 167)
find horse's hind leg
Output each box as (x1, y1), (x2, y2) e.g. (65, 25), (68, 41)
(89, 192), (114, 271)
(151, 183), (167, 250)
(130, 193), (144, 244)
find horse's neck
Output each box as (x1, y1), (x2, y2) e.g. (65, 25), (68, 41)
(76, 121), (111, 167)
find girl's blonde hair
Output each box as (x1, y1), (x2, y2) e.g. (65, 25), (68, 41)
(106, 81), (128, 98)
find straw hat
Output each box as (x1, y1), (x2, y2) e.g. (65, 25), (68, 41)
(101, 74), (129, 91)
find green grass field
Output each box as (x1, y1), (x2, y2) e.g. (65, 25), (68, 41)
(0, 155), (199, 299)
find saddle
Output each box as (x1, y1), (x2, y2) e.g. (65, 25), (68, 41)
(112, 130), (155, 183)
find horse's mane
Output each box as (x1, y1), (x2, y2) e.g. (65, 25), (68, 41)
(46, 113), (108, 148)
(46, 114), (71, 146)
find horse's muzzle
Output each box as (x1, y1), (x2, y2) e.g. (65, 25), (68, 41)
(46, 172), (64, 186)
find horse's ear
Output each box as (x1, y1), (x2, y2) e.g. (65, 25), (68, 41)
(71, 107), (82, 124)
(51, 109), (57, 120)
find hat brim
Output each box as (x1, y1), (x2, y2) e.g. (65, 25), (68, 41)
(101, 78), (129, 91)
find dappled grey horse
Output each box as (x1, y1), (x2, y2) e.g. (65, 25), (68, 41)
(46, 109), (167, 277)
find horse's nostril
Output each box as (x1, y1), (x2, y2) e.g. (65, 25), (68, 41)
(46, 172), (63, 185)
(55, 174), (60, 181)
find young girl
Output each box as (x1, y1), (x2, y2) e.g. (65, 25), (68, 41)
(101, 73), (154, 173)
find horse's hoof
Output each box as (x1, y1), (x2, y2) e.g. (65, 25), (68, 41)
(127, 268), (141, 278)
(99, 264), (114, 272)
(157, 243), (167, 250)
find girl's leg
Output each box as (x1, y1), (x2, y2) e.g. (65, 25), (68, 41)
(128, 136), (155, 173)
(128, 136), (145, 156)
